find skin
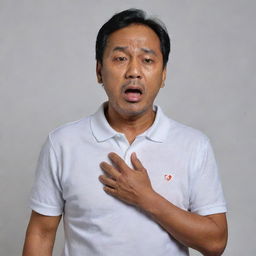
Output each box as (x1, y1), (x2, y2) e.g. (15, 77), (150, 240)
(23, 24), (227, 256)
(96, 24), (166, 143)
(97, 24), (228, 255)
(22, 211), (61, 256)
(99, 153), (228, 256)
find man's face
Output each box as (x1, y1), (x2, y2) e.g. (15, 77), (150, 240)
(96, 24), (166, 118)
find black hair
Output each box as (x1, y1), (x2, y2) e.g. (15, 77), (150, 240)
(96, 8), (170, 67)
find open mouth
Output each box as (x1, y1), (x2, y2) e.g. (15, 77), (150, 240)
(123, 88), (143, 102)
(125, 88), (143, 94)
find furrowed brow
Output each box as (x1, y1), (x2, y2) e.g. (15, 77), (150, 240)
(112, 46), (128, 53)
(141, 48), (157, 56)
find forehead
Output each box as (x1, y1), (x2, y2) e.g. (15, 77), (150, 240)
(105, 24), (161, 53)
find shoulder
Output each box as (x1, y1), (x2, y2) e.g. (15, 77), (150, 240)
(155, 105), (209, 145)
(167, 117), (209, 145)
(161, 117), (212, 161)
(48, 115), (92, 146)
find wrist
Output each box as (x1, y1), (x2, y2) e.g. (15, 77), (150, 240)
(137, 189), (161, 213)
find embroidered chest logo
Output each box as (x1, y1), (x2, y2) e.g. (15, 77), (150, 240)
(164, 174), (173, 181)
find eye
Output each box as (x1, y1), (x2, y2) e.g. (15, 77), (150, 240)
(143, 58), (154, 64)
(114, 56), (127, 62)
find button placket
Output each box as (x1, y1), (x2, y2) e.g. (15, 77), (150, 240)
(115, 134), (130, 157)
(123, 136), (144, 167)
(113, 135), (146, 167)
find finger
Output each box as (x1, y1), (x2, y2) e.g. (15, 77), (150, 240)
(108, 152), (130, 174)
(100, 161), (120, 179)
(131, 152), (146, 171)
(103, 186), (118, 197)
(98, 175), (117, 188)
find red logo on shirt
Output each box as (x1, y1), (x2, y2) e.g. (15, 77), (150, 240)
(164, 174), (172, 181)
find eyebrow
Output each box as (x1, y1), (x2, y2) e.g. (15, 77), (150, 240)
(141, 48), (157, 56)
(112, 46), (128, 52)
(112, 46), (157, 56)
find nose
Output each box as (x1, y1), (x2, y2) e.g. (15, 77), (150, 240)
(125, 59), (142, 79)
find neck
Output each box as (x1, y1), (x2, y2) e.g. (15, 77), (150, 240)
(105, 104), (156, 144)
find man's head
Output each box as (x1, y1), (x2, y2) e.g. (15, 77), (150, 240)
(95, 9), (170, 119)
(96, 9), (170, 68)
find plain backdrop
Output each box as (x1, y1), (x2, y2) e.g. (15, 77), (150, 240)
(0, 0), (255, 255)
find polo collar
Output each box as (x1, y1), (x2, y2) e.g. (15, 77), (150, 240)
(90, 103), (171, 143)
(144, 105), (171, 142)
(90, 103), (117, 142)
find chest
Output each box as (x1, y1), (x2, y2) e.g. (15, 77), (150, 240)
(60, 139), (192, 216)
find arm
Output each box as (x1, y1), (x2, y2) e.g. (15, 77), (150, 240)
(22, 210), (62, 256)
(99, 152), (228, 256)
(140, 192), (227, 256)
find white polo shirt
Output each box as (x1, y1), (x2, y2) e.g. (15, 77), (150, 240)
(30, 103), (227, 256)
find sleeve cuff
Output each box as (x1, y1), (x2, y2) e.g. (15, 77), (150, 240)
(191, 203), (227, 216)
(29, 198), (63, 216)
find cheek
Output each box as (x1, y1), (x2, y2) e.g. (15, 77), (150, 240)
(147, 70), (165, 84)
(102, 68), (122, 84)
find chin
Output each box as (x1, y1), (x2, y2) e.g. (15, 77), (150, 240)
(118, 103), (150, 117)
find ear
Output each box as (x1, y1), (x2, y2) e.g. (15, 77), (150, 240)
(161, 67), (167, 88)
(96, 61), (103, 84)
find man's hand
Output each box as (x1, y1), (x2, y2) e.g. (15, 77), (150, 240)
(99, 152), (154, 206)
(99, 152), (227, 256)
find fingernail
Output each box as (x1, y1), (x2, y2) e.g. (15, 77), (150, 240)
(108, 152), (114, 158)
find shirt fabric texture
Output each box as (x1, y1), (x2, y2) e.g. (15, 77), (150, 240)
(30, 104), (227, 256)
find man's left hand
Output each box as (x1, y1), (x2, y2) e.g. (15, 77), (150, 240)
(99, 152), (154, 206)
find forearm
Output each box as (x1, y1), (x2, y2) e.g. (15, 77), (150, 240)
(99, 153), (227, 255)
(22, 229), (56, 256)
(139, 191), (227, 256)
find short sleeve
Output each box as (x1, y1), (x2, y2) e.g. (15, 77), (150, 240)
(29, 135), (64, 216)
(189, 139), (227, 216)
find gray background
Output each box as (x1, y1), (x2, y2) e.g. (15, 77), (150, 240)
(0, 0), (255, 255)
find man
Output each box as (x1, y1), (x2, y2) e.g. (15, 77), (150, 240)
(23, 9), (227, 256)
